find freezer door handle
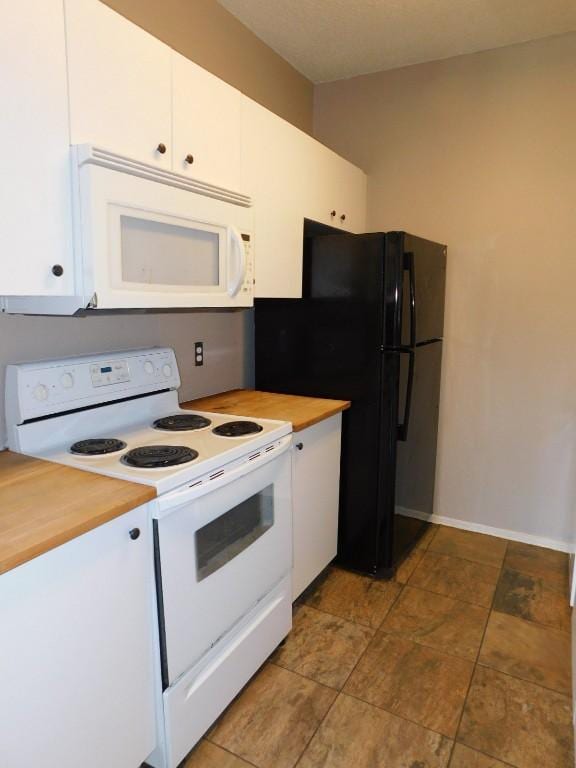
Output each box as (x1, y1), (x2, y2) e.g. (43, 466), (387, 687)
(403, 252), (416, 347)
(397, 348), (415, 441)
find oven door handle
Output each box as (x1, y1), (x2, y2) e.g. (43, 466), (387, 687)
(155, 434), (293, 514)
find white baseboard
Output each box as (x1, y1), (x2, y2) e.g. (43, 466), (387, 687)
(398, 506), (572, 553)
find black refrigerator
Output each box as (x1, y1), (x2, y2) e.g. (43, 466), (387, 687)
(255, 230), (447, 578)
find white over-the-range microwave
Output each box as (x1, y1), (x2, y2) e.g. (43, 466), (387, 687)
(4, 146), (255, 314)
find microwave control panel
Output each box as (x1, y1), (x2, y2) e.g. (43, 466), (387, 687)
(241, 233), (254, 294)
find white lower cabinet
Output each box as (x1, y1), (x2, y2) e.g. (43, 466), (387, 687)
(0, 505), (156, 768)
(292, 415), (343, 600)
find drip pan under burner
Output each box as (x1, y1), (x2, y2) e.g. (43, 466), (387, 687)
(153, 414), (212, 431)
(70, 438), (127, 456)
(212, 421), (264, 438)
(122, 445), (198, 469)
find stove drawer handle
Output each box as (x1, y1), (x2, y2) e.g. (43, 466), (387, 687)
(129, 528), (141, 541)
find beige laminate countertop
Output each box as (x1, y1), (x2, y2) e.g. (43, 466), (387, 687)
(182, 389), (350, 432)
(0, 450), (156, 575)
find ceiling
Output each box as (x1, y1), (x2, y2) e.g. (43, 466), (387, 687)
(217, 0), (576, 82)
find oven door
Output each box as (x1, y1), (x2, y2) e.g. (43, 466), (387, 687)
(155, 446), (292, 685)
(77, 161), (254, 309)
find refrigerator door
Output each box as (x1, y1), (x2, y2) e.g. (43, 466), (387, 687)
(386, 340), (443, 565)
(385, 232), (446, 348)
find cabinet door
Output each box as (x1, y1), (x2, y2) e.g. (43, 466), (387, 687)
(173, 53), (242, 190)
(0, 505), (156, 768)
(65, 0), (172, 167)
(292, 415), (342, 600)
(241, 97), (308, 298)
(0, 0), (74, 296)
(304, 140), (368, 234)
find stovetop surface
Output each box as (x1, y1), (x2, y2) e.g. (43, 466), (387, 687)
(28, 406), (291, 494)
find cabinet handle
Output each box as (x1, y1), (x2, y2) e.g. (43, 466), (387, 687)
(295, 442), (303, 451)
(156, 143), (167, 154)
(330, 210), (336, 218)
(129, 528), (141, 540)
(51, 264), (64, 277)
(185, 154), (194, 165)
(340, 214), (346, 222)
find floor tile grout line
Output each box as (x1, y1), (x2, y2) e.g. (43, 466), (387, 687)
(335, 574), (407, 692)
(201, 739), (261, 768)
(292, 691), (341, 768)
(498, 563), (571, 597)
(268, 659), (341, 692)
(296, 601), (379, 632)
(398, 578), (497, 610)
(474, 659), (573, 698)
(489, 605), (572, 636)
(375, 626), (480, 666)
(425, 546), (506, 571)
(449, 538), (510, 766)
(340, 688), (456, 743)
(451, 743), (518, 768)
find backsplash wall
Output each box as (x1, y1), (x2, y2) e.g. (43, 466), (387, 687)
(0, 309), (254, 449)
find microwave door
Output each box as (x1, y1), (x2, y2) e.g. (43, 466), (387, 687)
(228, 226), (247, 297)
(80, 163), (254, 309)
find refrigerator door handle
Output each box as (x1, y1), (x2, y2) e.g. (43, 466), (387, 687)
(397, 348), (415, 441)
(403, 252), (416, 347)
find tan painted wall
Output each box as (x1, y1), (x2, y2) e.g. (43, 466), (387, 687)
(102, 0), (313, 132)
(314, 33), (576, 546)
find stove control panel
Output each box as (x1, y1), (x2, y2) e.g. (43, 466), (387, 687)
(90, 360), (130, 388)
(6, 347), (181, 423)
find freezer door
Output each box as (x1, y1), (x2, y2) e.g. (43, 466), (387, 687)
(395, 233), (447, 346)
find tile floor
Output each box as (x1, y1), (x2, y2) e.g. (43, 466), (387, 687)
(183, 525), (574, 768)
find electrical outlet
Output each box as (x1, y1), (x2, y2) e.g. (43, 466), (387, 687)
(195, 341), (204, 366)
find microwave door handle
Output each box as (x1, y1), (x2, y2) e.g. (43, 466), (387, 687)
(228, 226), (246, 297)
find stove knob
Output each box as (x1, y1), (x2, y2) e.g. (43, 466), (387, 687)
(33, 384), (49, 401)
(162, 364), (172, 378)
(144, 361), (154, 375)
(60, 372), (74, 389)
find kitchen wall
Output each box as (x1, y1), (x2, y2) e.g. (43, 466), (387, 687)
(0, 311), (252, 448)
(314, 33), (576, 548)
(102, 0), (313, 132)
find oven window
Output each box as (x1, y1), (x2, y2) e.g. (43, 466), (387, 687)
(195, 486), (274, 581)
(120, 215), (220, 286)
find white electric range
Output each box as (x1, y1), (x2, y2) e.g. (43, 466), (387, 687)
(5, 347), (294, 768)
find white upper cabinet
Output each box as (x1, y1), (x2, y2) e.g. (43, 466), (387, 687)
(241, 97), (310, 298)
(0, 0), (74, 296)
(65, 0), (173, 168)
(172, 53), (242, 190)
(241, 96), (367, 298)
(304, 141), (367, 234)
